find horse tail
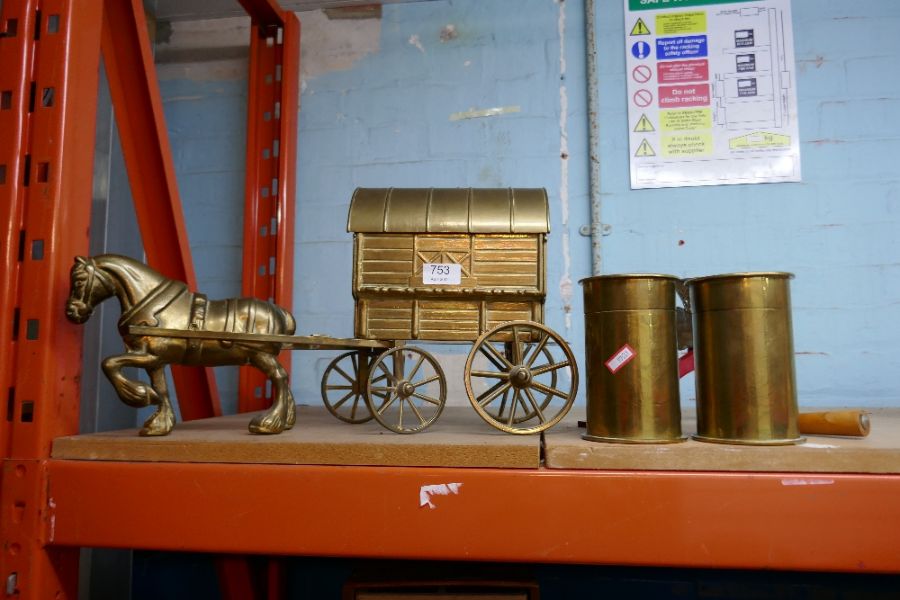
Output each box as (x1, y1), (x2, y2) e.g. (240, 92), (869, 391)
(280, 306), (296, 335)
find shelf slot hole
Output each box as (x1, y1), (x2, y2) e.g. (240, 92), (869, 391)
(12, 308), (19, 341)
(269, 256), (276, 275)
(259, 225), (268, 237)
(6, 388), (14, 422)
(254, 386), (262, 399)
(3, 19), (18, 38)
(17, 230), (25, 261)
(22, 155), (31, 186)
(33, 10), (41, 40)
(262, 148), (270, 160)
(41, 87), (54, 107)
(5, 572), (17, 596)
(27, 81), (35, 112)
(31, 239), (44, 260)
(47, 15), (59, 34)
(0, 164), (6, 184)
(260, 186), (269, 199)
(21, 401), (34, 423)
(25, 319), (38, 340)
(12, 502), (25, 524)
(36, 162), (49, 183)
(0, 91), (11, 109)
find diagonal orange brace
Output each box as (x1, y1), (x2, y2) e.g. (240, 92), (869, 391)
(100, 0), (220, 420)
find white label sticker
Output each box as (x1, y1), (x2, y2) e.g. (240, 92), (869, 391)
(605, 344), (636, 374)
(423, 263), (461, 285)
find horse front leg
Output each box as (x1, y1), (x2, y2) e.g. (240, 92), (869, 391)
(101, 352), (174, 436)
(247, 353), (293, 434)
(101, 352), (161, 408)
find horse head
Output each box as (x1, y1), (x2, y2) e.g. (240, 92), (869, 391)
(65, 256), (116, 324)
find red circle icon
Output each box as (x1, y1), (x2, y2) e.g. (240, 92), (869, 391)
(632, 65), (652, 83)
(633, 89), (653, 108)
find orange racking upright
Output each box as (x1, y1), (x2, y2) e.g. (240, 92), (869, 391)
(0, 1), (102, 596)
(0, 0), (299, 596)
(238, 0), (299, 415)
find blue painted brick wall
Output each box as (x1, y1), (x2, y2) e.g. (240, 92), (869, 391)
(159, 76), (248, 413)
(598, 0), (900, 406)
(292, 0), (589, 407)
(158, 0), (900, 414)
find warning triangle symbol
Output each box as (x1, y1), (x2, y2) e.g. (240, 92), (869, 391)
(634, 114), (655, 133)
(630, 18), (651, 36)
(635, 139), (656, 157)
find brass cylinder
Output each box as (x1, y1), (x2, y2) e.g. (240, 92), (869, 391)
(580, 274), (683, 443)
(688, 272), (803, 445)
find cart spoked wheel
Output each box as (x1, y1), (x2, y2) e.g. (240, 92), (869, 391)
(366, 347), (447, 434)
(321, 351), (389, 424)
(484, 344), (557, 425)
(465, 321), (578, 434)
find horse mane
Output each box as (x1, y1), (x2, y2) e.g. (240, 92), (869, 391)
(93, 254), (159, 281)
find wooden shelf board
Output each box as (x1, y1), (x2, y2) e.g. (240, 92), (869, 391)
(546, 408), (900, 473)
(51, 405), (540, 469)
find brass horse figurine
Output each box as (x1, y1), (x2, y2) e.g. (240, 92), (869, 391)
(65, 254), (296, 436)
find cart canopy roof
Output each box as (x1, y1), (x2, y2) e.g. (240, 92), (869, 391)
(347, 188), (549, 234)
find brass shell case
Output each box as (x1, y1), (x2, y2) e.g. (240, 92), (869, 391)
(580, 274), (683, 444)
(688, 272), (803, 445)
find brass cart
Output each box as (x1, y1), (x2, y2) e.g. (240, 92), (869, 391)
(320, 188), (579, 434)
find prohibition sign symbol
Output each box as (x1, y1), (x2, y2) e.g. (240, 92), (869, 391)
(633, 88), (653, 108)
(632, 64), (652, 83)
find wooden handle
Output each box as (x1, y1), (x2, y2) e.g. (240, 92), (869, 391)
(798, 410), (871, 437)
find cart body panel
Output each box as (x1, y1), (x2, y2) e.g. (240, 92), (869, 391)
(348, 188), (549, 342)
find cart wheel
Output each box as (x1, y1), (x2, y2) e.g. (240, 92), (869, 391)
(366, 347), (447, 434)
(484, 343), (557, 424)
(321, 351), (389, 424)
(465, 321), (578, 434)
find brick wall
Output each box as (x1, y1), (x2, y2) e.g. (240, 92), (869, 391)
(156, 0), (900, 410)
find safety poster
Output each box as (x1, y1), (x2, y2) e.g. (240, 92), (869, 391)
(624, 0), (801, 189)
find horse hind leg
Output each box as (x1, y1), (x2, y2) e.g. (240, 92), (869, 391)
(247, 352), (292, 434)
(142, 367), (176, 436)
(285, 385), (296, 429)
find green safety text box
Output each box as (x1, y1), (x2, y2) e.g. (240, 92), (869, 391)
(661, 108), (712, 131)
(662, 133), (713, 157)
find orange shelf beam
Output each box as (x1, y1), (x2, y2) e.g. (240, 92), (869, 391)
(45, 462), (900, 573)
